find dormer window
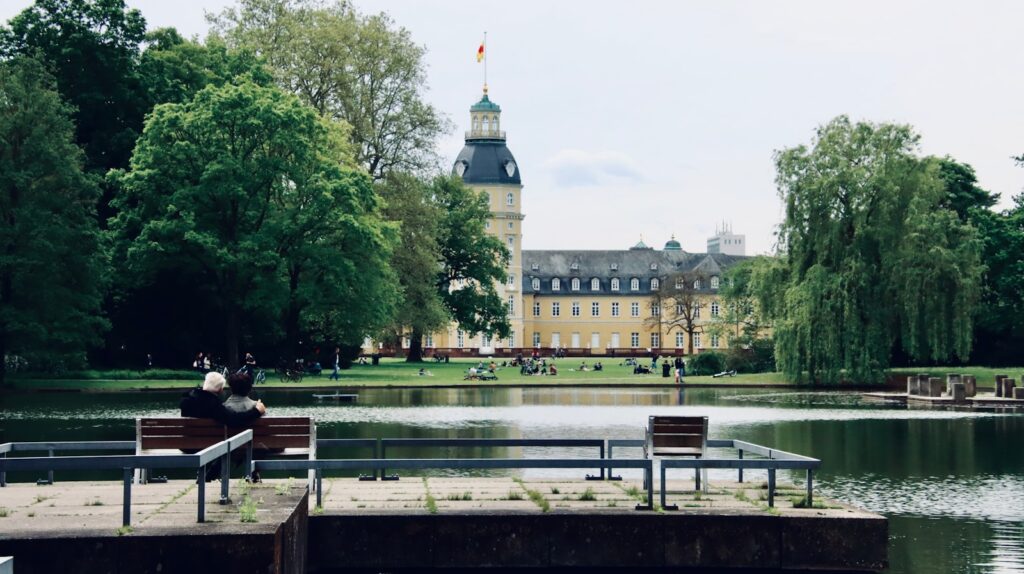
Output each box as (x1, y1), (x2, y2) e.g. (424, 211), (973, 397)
(630, 278), (640, 291)
(571, 278), (580, 291)
(590, 278), (600, 291)
(531, 278), (540, 290)
(552, 278), (561, 291)
(711, 276), (720, 289)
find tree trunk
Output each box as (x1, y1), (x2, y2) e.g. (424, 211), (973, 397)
(226, 308), (240, 369)
(284, 264), (302, 359)
(406, 328), (424, 363)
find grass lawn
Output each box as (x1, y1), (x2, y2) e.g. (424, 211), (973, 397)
(6, 358), (788, 391)
(8, 360), (1016, 392)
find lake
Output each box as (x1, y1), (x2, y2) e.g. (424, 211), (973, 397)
(1, 386), (1021, 573)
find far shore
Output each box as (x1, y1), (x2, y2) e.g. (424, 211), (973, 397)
(4, 358), (1009, 393)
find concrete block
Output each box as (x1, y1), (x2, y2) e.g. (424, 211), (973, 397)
(963, 375), (977, 397)
(950, 382), (966, 403)
(927, 377), (944, 397)
(1014, 387), (1024, 400)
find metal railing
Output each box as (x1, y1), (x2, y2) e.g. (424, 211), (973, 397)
(254, 457), (655, 510)
(0, 431), (253, 526)
(374, 438), (607, 480)
(658, 439), (820, 510)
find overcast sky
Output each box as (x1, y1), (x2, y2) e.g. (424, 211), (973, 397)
(3, 0), (1023, 254)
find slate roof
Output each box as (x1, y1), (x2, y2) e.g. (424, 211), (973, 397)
(521, 250), (746, 296)
(453, 140), (521, 185)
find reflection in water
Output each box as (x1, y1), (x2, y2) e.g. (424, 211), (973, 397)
(0, 386), (1022, 574)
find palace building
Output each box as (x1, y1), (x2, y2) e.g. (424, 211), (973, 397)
(403, 87), (748, 357)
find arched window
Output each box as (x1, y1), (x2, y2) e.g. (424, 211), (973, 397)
(651, 278), (660, 290)
(552, 278), (561, 291)
(590, 278), (600, 291)
(630, 278), (640, 291)
(571, 278), (580, 291)
(611, 278), (620, 291)
(531, 278), (540, 290)
(506, 192), (514, 206)
(711, 276), (720, 289)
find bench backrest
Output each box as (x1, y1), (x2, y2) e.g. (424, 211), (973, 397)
(646, 416), (708, 458)
(138, 417), (314, 452)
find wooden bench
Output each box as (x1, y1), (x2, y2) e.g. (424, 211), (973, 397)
(644, 415), (709, 492)
(136, 417), (316, 485)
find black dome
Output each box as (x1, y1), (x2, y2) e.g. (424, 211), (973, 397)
(453, 140), (521, 185)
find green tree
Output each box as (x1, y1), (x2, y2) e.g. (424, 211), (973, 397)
(111, 80), (397, 366)
(434, 176), (511, 345)
(759, 116), (983, 385)
(935, 157), (997, 221)
(376, 173), (448, 362)
(139, 27), (272, 107)
(0, 0), (148, 174)
(211, 0), (449, 179)
(0, 57), (107, 381)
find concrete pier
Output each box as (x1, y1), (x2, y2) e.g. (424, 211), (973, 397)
(0, 477), (887, 572)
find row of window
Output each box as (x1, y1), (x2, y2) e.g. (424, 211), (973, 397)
(534, 301), (720, 318)
(529, 332), (720, 349)
(529, 276), (720, 292)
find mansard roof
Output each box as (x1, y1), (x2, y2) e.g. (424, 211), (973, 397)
(521, 250), (746, 296)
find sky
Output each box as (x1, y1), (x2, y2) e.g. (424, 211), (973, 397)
(3, 0), (1023, 255)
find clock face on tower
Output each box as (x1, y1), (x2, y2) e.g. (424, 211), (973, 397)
(455, 161), (467, 177)
(504, 160), (517, 177)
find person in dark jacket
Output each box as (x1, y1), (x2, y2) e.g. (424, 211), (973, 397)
(180, 372), (266, 426)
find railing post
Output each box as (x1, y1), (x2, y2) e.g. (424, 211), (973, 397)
(220, 450), (230, 505)
(806, 469), (813, 507)
(767, 468), (776, 508)
(122, 467), (132, 527)
(197, 466), (206, 523)
(316, 468), (323, 508)
(738, 449), (744, 483)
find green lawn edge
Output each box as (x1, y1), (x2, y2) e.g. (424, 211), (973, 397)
(4, 359), (1016, 392)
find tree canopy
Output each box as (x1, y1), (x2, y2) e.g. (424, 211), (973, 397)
(211, 0), (449, 180)
(0, 57), (107, 380)
(757, 116), (983, 385)
(110, 80), (397, 366)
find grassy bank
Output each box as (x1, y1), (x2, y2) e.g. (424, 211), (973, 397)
(7, 360), (1017, 392)
(6, 358), (787, 391)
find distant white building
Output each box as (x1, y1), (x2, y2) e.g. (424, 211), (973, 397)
(707, 222), (745, 256)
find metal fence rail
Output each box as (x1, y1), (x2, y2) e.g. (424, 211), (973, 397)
(0, 431), (253, 526)
(658, 439), (821, 510)
(377, 438), (608, 480)
(253, 457), (655, 510)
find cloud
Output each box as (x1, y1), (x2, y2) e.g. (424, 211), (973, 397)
(541, 149), (645, 187)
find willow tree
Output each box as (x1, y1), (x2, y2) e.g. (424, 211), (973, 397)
(759, 116), (983, 385)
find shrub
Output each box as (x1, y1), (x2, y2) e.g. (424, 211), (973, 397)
(689, 352), (727, 376)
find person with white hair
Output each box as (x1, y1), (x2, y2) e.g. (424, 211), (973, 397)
(179, 371), (266, 425)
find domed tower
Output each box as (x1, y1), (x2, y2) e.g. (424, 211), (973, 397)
(452, 87), (524, 351)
